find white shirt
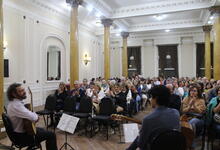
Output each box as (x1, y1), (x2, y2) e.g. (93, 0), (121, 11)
(7, 99), (38, 133)
(126, 90), (132, 103)
(178, 87), (184, 97)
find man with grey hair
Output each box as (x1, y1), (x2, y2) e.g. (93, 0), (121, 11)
(166, 84), (181, 112)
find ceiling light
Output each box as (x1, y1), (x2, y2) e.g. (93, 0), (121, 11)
(95, 12), (102, 18)
(210, 16), (214, 20)
(208, 20), (212, 24)
(95, 20), (102, 27)
(86, 5), (93, 12)
(154, 14), (166, 20)
(165, 29), (170, 32)
(115, 33), (120, 36)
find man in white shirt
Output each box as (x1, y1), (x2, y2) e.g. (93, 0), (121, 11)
(7, 83), (58, 150)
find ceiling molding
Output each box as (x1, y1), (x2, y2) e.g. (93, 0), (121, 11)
(5, 0), (99, 36)
(129, 19), (203, 32)
(95, 19), (203, 35)
(110, 31), (204, 43)
(202, 9), (211, 25)
(83, 0), (129, 30)
(111, 0), (215, 19)
(84, 0), (112, 17)
(30, 0), (68, 17)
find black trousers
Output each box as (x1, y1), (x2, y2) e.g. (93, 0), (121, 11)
(14, 128), (58, 150)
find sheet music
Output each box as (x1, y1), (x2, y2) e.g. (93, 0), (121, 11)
(123, 123), (139, 143)
(57, 113), (79, 134)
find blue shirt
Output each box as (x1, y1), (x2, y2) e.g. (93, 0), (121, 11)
(137, 106), (180, 150)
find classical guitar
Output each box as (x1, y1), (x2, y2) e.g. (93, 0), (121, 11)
(23, 87), (37, 135)
(111, 114), (142, 124)
(111, 114), (194, 149)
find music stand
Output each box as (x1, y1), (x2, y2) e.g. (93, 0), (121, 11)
(57, 114), (79, 150)
(59, 131), (75, 150)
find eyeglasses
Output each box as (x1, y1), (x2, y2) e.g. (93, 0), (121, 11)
(191, 90), (198, 92)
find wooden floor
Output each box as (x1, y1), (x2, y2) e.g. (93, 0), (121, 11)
(0, 106), (148, 150)
(0, 105), (219, 150)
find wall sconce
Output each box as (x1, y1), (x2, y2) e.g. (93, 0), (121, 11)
(83, 53), (91, 65)
(3, 40), (8, 50)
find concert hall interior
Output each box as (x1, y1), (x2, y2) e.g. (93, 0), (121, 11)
(1, 0), (220, 150)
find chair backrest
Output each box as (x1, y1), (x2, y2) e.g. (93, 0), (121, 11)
(78, 96), (93, 113)
(150, 129), (186, 150)
(63, 96), (76, 113)
(99, 97), (116, 116)
(2, 113), (18, 145)
(45, 94), (57, 110)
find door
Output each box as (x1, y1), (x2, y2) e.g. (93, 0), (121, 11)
(127, 46), (141, 77)
(158, 45), (178, 78)
(196, 43), (213, 77)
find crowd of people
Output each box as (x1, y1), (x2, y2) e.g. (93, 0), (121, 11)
(5, 75), (220, 150)
(53, 76), (220, 149)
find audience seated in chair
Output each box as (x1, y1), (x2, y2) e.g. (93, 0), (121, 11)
(54, 82), (68, 111)
(181, 85), (206, 136)
(207, 86), (220, 149)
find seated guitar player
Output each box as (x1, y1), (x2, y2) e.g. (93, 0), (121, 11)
(7, 83), (58, 150)
(126, 85), (180, 150)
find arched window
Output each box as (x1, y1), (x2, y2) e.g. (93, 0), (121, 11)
(47, 46), (61, 80)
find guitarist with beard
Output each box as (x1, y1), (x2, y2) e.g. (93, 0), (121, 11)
(7, 83), (58, 150)
(126, 85), (180, 150)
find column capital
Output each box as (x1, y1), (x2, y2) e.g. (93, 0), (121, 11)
(203, 25), (212, 32)
(66, 0), (83, 7)
(209, 6), (220, 16)
(101, 19), (113, 27)
(121, 32), (129, 39)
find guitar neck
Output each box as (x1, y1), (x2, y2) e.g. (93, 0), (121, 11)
(123, 116), (142, 124)
(27, 87), (34, 112)
(111, 114), (142, 124)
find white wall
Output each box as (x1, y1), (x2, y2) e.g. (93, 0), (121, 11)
(112, 32), (204, 78)
(110, 41), (121, 78)
(3, 0), (103, 106)
(179, 37), (195, 78)
(142, 39), (155, 78)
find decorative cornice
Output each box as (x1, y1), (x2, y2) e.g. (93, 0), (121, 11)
(203, 25), (212, 32)
(30, 0), (67, 17)
(111, 0), (215, 19)
(84, 0), (112, 17)
(129, 19), (203, 32)
(110, 29), (203, 42)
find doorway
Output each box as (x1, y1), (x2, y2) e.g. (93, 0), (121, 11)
(127, 46), (141, 77)
(158, 45), (178, 78)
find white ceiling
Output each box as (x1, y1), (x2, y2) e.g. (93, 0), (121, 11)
(39, 0), (218, 35)
(103, 0), (169, 8)
(123, 10), (202, 25)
